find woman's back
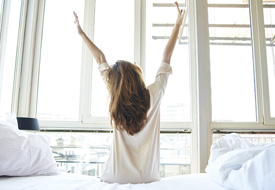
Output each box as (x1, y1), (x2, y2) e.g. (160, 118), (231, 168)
(100, 62), (172, 184)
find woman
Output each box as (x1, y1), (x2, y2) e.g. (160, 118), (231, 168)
(73, 2), (185, 184)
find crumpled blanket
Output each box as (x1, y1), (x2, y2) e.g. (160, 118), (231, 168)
(205, 133), (275, 190)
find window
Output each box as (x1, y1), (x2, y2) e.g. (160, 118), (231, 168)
(0, 0), (22, 113)
(208, 0), (257, 122)
(90, 0), (135, 118)
(33, 0), (193, 174)
(263, 1), (275, 118)
(37, 0), (192, 126)
(37, 0), (85, 120)
(45, 131), (191, 177)
(146, 0), (191, 122)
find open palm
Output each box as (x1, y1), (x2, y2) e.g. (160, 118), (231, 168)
(73, 11), (84, 35)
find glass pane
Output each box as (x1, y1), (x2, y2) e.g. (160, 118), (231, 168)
(160, 134), (191, 177)
(263, 1), (275, 118)
(213, 133), (275, 145)
(37, 0), (85, 120)
(91, 0), (134, 117)
(0, 0), (4, 31)
(45, 132), (191, 177)
(208, 0), (257, 122)
(145, 0), (191, 122)
(90, 0), (135, 117)
(0, 0), (21, 113)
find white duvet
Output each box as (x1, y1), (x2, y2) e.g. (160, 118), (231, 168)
(0, 173), (227, 190)
(206, 133), (275, 190)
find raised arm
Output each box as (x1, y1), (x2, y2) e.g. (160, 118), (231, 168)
(162, 2), (185, 64)
(73, 11), (107, 64)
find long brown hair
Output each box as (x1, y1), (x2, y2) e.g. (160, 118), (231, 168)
(105, 60), (150, 135)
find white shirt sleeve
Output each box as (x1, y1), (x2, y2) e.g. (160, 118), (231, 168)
(98, 62), (111, 83)
(155, 62), (172, 91)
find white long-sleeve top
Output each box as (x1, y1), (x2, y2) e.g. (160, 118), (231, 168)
(99, 62), (172, 184)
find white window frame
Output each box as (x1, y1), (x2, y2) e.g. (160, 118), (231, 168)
(207, 0), (275, 132)
(0, 0), (9, 96)
(257, 0), (275, 125)
(0, 0), (5, 43)
(193, 0), (211, 173)
(34, 0), (196, 131)
(0, 0), (27, 114)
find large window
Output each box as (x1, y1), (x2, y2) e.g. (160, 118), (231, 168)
(146, 0), (191, 122)
(37, 0), (85, 120)
(37, 1), (192, 176)
(0, 0), (22, 114)
(263, 1), (275, 118)
(208, 0), (256, 122)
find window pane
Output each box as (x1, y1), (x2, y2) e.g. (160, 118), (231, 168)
(37, 0), (85, 120)
(263, 1), (275, 118)
(0, 0), (4, 31)
(160, 134), (191, 176)
(45, 132), (190, 177)
(146, 0), (191, 122)
(208, 0), (257, 122)
(90, 0), (135, 117)
(0, 0), (21, 113)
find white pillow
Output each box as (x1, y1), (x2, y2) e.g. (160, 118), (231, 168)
(0, 121), (59, 176)
(0, 112), (18, 128)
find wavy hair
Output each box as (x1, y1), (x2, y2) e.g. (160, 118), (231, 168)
(105, 60), (150, 135)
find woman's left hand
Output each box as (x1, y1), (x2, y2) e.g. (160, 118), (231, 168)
(73, 11), (84, 35)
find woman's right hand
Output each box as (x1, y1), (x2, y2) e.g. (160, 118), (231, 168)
(73, 11), (84, 35)
(175, 2), (185, 28)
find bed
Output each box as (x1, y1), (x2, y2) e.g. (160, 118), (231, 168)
(1, 115), (274, 190)
(0, 173), (227, 190)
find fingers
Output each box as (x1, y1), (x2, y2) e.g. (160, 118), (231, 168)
(73, 11), (78, 20)
(175, 2), (180, 13)
(175, 1), (185, 17)
(73, 11), (79, 24)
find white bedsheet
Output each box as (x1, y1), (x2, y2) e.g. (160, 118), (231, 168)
(206, 133), (275, 190)
(0, 173), (228, 190)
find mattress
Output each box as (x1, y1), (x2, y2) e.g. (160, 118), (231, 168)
(0, 173), (228, 190)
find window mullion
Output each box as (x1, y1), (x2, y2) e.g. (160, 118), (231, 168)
(188, 0), (199, 174)
(194, 0), (212, 173)
(0, 0), (10, 100)
(81, 0), (96, 123)
(0, 0), (5, 40)
(134, 0), (146, 74)
(17, 0), (39, 117)
(29, 0), (45, 117)
(12, 0), (28, 114)
(249, 0), (265, 126)
(255, 0), (275, 125)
